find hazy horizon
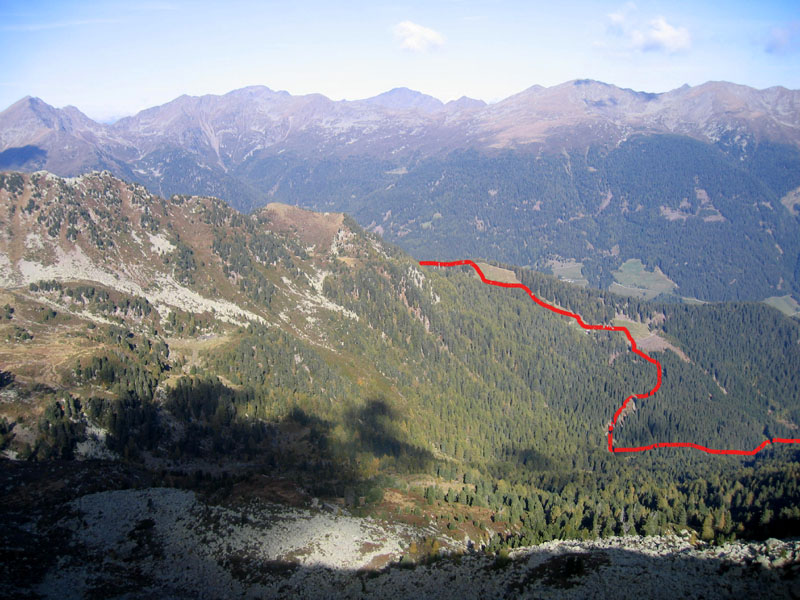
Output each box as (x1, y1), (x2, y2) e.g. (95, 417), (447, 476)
(7, 75), (800, 127)
(1, 0), (798, 122)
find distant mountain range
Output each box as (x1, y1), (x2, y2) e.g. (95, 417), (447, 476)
(1, 80), (800, 302)
(2, 80), (799, 175)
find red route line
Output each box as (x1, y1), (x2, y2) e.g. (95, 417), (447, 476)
(420, 259), (800, 455)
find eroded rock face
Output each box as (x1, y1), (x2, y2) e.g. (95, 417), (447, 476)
(12, 487), (799, 599)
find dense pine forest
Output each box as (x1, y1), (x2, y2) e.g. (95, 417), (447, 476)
(1, 171), (799, 555)
(247, 136), (800, 302)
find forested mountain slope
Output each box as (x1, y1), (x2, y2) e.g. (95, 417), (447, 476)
(1, 170), (800, 552)
(2, 81), (800, 302)
(259, 137), (800, 302)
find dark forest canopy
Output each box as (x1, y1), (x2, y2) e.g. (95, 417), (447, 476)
(1, 170), (799, 549)
(250, 137), (800, 303)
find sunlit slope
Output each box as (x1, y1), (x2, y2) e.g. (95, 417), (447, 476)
(0, 171), (798, 474)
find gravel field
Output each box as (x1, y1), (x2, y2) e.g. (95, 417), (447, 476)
(19, 487), (798, 599)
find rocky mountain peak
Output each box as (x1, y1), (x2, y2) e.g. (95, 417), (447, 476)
(362, 87), (445, 113)
(1, 79), (799, 203)
(444, 96), (487, 112)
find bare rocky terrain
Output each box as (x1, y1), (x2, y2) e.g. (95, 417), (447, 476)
(2, 457), (798, 599)
(9, 486), (798, 599)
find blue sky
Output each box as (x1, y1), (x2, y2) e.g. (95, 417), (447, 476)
(1, 0), (798, 121)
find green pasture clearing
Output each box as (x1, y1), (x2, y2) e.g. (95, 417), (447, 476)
(549, 259), (588, 286)
(763, 295), (800, 318)
(611, 317), (652, 341)
(475, 262), (519, 284)
(780, 186), (800, 216)
(609, 259), (677, 300)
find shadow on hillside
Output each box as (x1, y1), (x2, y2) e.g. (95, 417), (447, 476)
(0, 145), (46, 168)
(277, 399), (435, 497)
(6, 486), (798, 600)
(0, 459), (156, 593)
(493, 445), (554, 474)
(157, 378), (435, 499)
(0, 369), (14, 388)
(345, 398), (435, 472)
(0, 392), (438, 594)
(126, 543), (800, 598)
(2, 449), (799, 598)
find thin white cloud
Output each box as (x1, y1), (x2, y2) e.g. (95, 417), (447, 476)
(123, 3), (178, 10)
(608, 1), (637, 28)
(1, 18), (120, 32)
(393, 21), (445, 52)
(765, 22), (800, 55)
(632, 17), (691, 53)
(604, 8), (690, 54)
